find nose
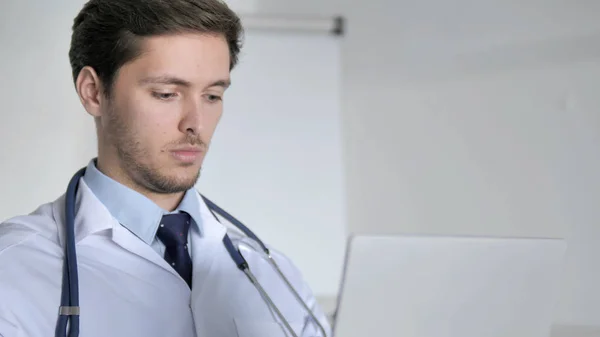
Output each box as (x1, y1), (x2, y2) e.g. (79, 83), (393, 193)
(179, 98), (204, 136)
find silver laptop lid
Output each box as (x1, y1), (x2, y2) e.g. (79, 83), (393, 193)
(333, 234), (567, 337)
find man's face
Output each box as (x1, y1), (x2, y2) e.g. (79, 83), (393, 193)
(99, 33), (231, 194)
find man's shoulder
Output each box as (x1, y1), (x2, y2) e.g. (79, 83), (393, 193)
(0, 201), (63, 300)
(0, 203), (64, 337)
(0, 200), (61, 255)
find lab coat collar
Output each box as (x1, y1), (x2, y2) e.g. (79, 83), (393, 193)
(53, 177), (115, 248)
(53, 176), (228, 248)
(195, 191), (228, 239)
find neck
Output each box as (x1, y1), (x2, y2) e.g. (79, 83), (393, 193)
(95, 154), (184, 212)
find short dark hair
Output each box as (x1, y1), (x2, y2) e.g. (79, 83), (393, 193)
(69, 0), (243, 96)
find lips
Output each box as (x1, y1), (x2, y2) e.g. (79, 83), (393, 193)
(172, 148), (201, 154)
(170, 147), (204, 163)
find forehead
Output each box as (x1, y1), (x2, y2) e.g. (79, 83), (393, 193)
(119, 33), (231, 86)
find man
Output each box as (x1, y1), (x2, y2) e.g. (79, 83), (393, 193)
(0, 1), (331, 336)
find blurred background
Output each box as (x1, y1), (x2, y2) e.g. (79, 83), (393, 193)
(1, 0), (599, 335)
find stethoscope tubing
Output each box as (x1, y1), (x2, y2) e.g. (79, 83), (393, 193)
(208, 200), (327, 337)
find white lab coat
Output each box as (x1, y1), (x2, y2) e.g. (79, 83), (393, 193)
(0, 178), (331, 337)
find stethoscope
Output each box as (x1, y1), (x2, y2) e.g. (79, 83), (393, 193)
(55, 167), (328, 337)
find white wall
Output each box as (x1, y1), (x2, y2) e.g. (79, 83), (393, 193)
(340, 2), (600, 328)
(0, 1), (96, 220)
(232, 0), (600, 328)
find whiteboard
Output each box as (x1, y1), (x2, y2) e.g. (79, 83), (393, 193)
(197, 30), (346, 297)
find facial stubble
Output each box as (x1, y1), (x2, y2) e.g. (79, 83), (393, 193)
(105, 104), (203, 194)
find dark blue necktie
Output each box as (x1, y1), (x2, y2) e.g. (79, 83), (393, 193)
(156, 213), (193, 287)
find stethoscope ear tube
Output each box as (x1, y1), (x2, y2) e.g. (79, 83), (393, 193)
(57, 167), (86, 337)
(266, 256), (328, 337)
(222, 234), (300, 337)
(201, 195), (270, 254)
(242, 268), (300, 337)
(211, 197), (327, 337)
(222, 234), (249, 270)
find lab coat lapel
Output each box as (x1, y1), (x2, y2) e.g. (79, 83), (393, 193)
(53, 176), (184, 281)
(110, 224), (184, 282)
(190, 193), (228, 294)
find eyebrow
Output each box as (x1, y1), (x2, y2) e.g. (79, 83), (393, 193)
(209, 79), (231, 89)
(139, 75), (231, 89)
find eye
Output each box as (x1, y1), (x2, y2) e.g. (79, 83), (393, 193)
(152, 92), (178, 100)
(206, 94), (222, 103)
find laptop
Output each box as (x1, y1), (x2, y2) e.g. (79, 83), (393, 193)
(331, 234), (567, 337)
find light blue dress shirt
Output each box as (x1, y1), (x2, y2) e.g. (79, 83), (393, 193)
(82, 159), (203, 259)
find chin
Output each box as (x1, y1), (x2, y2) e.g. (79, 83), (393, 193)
(139, 165), (201, 194)
(155, 176), (199, 194)
(172, 170), (201, 187)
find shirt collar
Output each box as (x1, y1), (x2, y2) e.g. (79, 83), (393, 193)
(82, 159), (204, 244)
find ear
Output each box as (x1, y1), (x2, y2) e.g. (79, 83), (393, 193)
(76, 66), (107, 118)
